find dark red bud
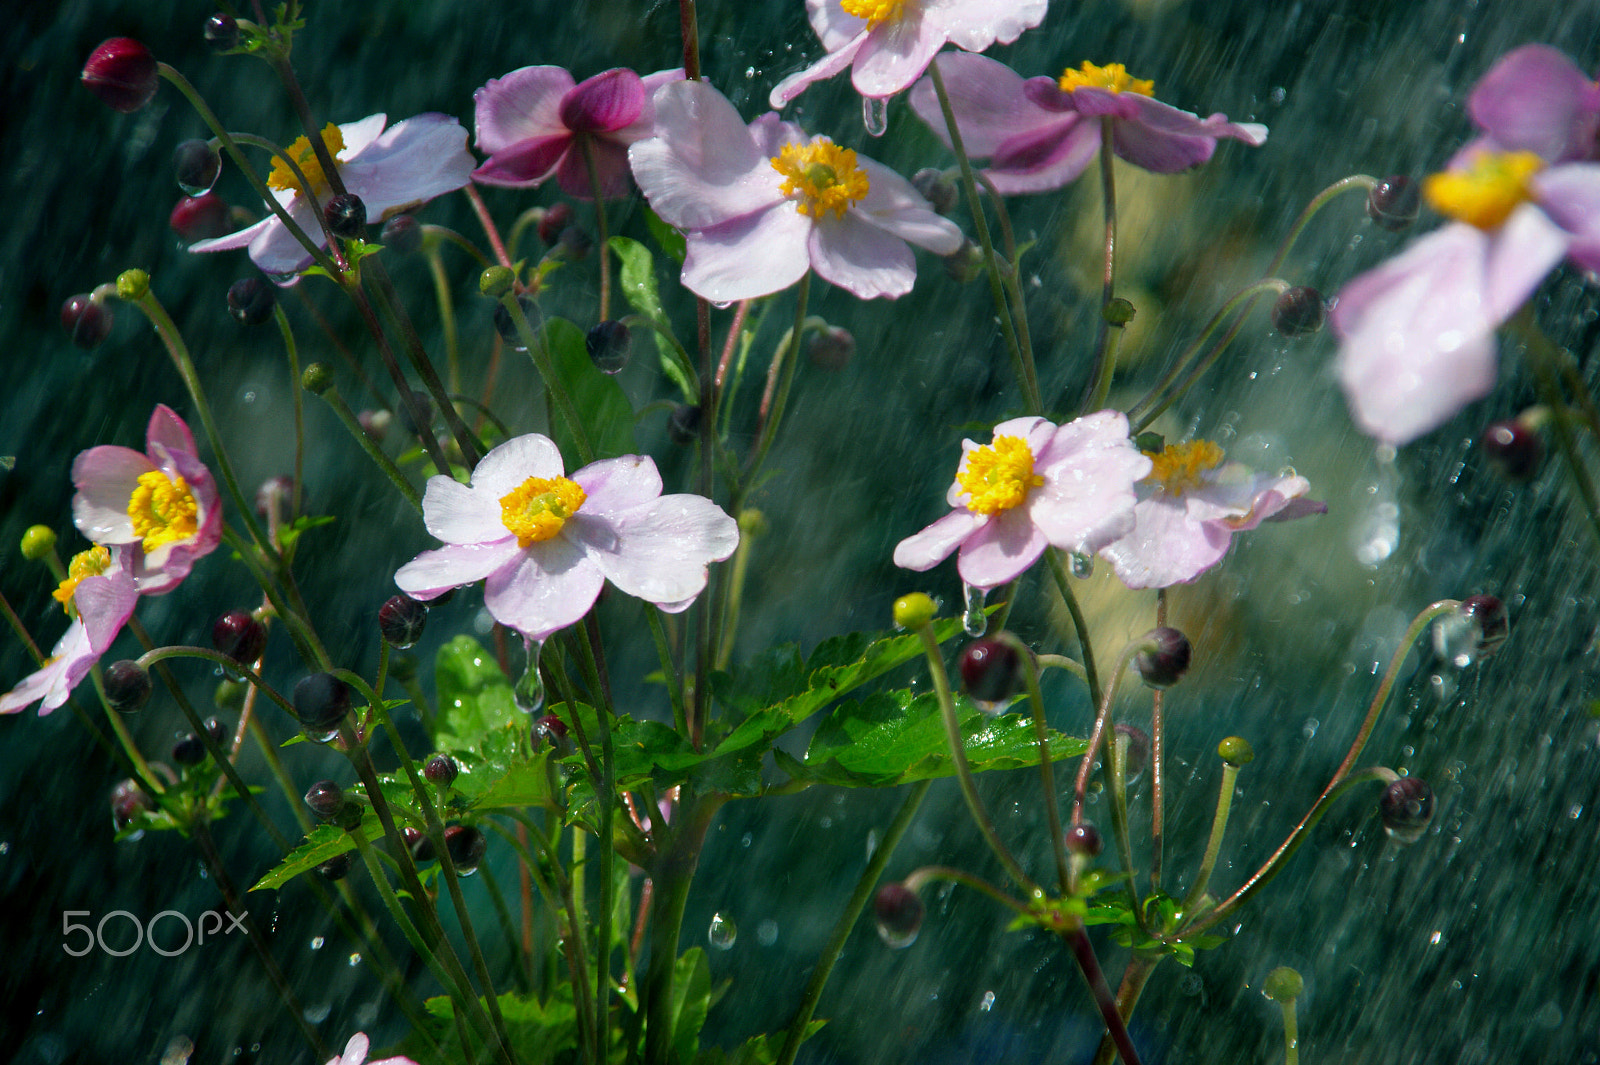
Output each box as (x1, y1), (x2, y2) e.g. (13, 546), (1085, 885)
(169, 193), (232, 242)
(82, 38), (159, 113)
(212, 611), (267, 665)
(1482, 420), (1543, 482)
(1368, 176), (1420, 232)
(61, 294), (114, 349)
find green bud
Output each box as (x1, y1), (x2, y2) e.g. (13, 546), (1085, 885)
(1103, 297), (1136, 326)
(20, 525), (56, 561)
(115, 269), (150, 301)
(301, 362), (334, 395)
(1133, 431), (1165, 455)
(480, 266), (516, 298)
(738, 509), (769, 538)
(1217, 735), (1254, 767)
(1262, 966), (1303, 1002)
(893, 592), (937, 630)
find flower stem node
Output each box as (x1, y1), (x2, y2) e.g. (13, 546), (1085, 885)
(173, 140), (222, 196)
(479, 266), (516, 299)
(1065, 822), (1104, 857)
(1367, 176), (1420, 231)
(585, 320), (632, 374)
(20, 525), (57, 561)
(1217, 736), (1254, 767)
(227, 278), (277, 325)
(1379, 778), (1435, 844)
(380, 214), (423, 256)
(892, 592), (938, 630)
(1135, 627), (1191, 689)
(423, 754), (459, 787)
(301, 363), (334, 395)
(104, 660), (153, 713)
(1271, 286), (1326, 337)
(1482, 419), (1543, 481)
(60, 294), (113, 349)
(379, 594), (428, 649)
(115, 269), (150, 303)
(292, 673), (352, 731)
(82, 39), (159, 113)
(212, 611), (266, 665)
(1103, 297), (1137, 327)
(959, 636), (1023, 707)
(324, 194), (368, 240)
(1262, 966), (1304, 1003)
(203, 14), (239, 50)
(873, 883), (924, 949)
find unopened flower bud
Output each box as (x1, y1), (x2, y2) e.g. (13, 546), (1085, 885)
(480, 266), (516, 298)
(104, 660), (152, 713)
(301, 362), (334, 395)
(379, 594), (427, 649)
(1271, 286), (1325, 336)
(1262, 966), (1304, 1002)
(873, 883), (924, 948)
(943, 239), (984, 283)
(316, 852), (354, 881)
(380, 214), (423, 255)
(1367, 176), (1420, 232)
(534, 714), (569, 754)
(1134, 628), (1191, 689)
(491, 294), (539, 348)
(668, 404), (702, 445)
(423, 754), (459, 787)
(115, 269), (150, 302)
(1458, 595), (1508, 657)
(173, 139), (221, 195)
(1103, 297), (1137, 327)
(806, 325), (855, 370)
(61, 294), (113, 349)
(959, 637), (1021, 706)
(445, 825), (487, 872)
(304, 780), (360, 829)
(324, 194), (367, 239)
(892, 593), (937, 630)
(537, 202), (574, 245)
(171, 733), (207, 766)
(213, 611), (267, 665)
(203, 13), (239, 50)
(20, 525), (56, 561)
(911, 168), (958, 215)
(1379, 777), (1434, 844)
(293, 673), (351, 730)
(82, 39), (159, 113)
(1482, 419), (1542, 481)
(254, 476), (293, 522)
(408, 827), (435, 862)
(111, 779), (154, 831)
(227, 277), (277, 325)
(1217, 735), (1254, 767)
(170, 193), (232, 242)
(585, 320), (631, 374)
(557, 224), (593, 260)
(1065, 822), (1103, 857)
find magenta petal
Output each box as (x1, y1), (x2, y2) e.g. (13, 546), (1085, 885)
(894, 509), (984, 572)
(1112, 98), (1267, 172)
(987, 118), (1099, 193)
(956, 507), (1047, 590)
(74, 570), (138, 653)
(553, 136), (633, 199)
(1064, 87), (1145, 121)
(474, 134), (570, 187)
(396, 540), (522, 600)
(910, 54), (1061, 158)
(1022, 77), (1075, 114)
(146, 404), (198, 458)
(560, 68), (645, 133)
(1469, 44), (1600, 163)
(484, 540), (606, 642)
(474, 66), (574, 153)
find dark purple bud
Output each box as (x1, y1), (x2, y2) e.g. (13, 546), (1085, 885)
(445, 825), (488, 872)
(557, 224), (593, 261)
(408, 827), (435, 862)
(316, 852), (354, 880)
(171, 733), (207, 766)
(806, 325), (855, 371)
(227, 277), (277, 325)
(534, 714), (570, 755)
(82, 39), (159, 113)
(324, 194), (367, 239)
(303, 780), (346, 822)
(911, 167), (958, 215)
(537, 202), (574, 245)
(668, 404), (703, 445)
(944, 239), (984, 283)
(585, 320), (631, 374)
(959, 637), (1021, 706)
(1367, 176), (1420, 232)
(1379, 777), (1434, 844)
(204, 716), (228, 743)
(61, 294), (113, 349)
(293, 673), (351, 730)
(203, 13), (239, 50)
(173, 139), (221, 195)
(104, 660), (152, 713)
(492, 294), (539, 347)
(213, 611), (267, 665)
(1271, 286), (1326, 337)
(1482, 419), (1543, 481)
(378, 594), (427, 649)
(1065, 822), (1103, 857)
(1135, 628), (1191, 689)
(1458, 595), (1509, 658)
(423, 754), (459, 787)
(873, 883), (924, 948)
(169, 193), (232, 242)
(111, 779), (154, 831)
(380, 214), (423, 255)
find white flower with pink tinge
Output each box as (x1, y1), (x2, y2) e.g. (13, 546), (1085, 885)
(323, 1032), (418, 1065)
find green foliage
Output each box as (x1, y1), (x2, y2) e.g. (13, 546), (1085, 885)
(609, 235), (695, 400)
(413, 988), (580, 1064)
(433, 634), (520, 751)
(1085, 891), (1229, 967)
(545, 316), (638, 461)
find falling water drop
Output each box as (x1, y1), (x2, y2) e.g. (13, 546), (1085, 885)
(514, 639), (545, 713)
(863, 95), (888, 137)
(963, 584), (987, 636)
(708, 912), (737, 950)
(1070, 552), (1094, 579)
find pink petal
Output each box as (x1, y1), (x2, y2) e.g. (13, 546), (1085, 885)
(1100, 496), (1232, 590)
(474, 66), (575, 154)
(560, 68), (644, 133)
(336, 114), (389, 157)
(571, 495), (738, 607)
(471, 433), (566, 498)
(483, 539), (606, 642)
(342, 113), (474, 218)
(808, 212), (917, 299)
(0, 620), (98, 715)
(956, 506), (1047, 589)
(472, 134), (570, 187)
(1468, 44), (1600, 163)
(853, 155), (964, 253)
(894, 509), (984, 571)
(850, 15), (945, 99)
(630, 81), (784, 229)
(1533, 163), (1600, 271)
(146, 404), (198, 458)
(909, 53), (1056, 157)
(572, 455), (664, 515)
(552, 136), (633, 200)
(807, 0), (870, 53)
(770, 32), (869, 108)
(681, 204), (812, 302)
(1111, 97), (1266, 172)
(929, 0), (1048, 52)
(616, 68), (688, 142)
(395, 540), (522, 600)
(72, 445), (152, 545)
(329, 1033), (368, 1065)
(986, 118), (1099, 193)
(421, 475), (503, 545)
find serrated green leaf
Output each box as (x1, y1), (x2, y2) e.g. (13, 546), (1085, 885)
(410, 989), (580, 1065)
(672, 947), (713, 1064)
(434, 635), (518, 751)
(610, 235), (694, 400)
(250, 817), (393, 892)
(544, 316), (637, 460)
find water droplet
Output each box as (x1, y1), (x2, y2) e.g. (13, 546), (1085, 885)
(265, 271), (299, 287)
(963, 583), (987, 636)
(708, 912), (737, 949)
(514, 639), (545, 713)
(756, 919), (779, 946)
(302, 1001), (331, 1024)
(875, 918), (918, 949)
(177, 179), (213, 197)
(979, 990), (995, 1011)
(309, 936), (325, 950)
(1431, 612), (1480, 669)
(302, 725), (341, 745)
(739, 832), (752, 848)
(863, 95), (889, 137)
(1070, 552), (1094, 579)
(348, 952), (362, 967)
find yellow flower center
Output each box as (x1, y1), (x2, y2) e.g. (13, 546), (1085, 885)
(957, 435), (1045, 515)
(1058, 61), (1155, 96)
(53, 546), (111, 614)
(128, 470), (200, 553)
(1144, 440), (1225, 495)
(1422, 150), (1544, 229)
(499, 476), (587, 548)
(840, 0), (905, 28)
(771, 140), (871, 220)
(267, 123), (346, 198)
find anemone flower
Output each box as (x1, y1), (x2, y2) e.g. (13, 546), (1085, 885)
(324, 1033), (418, 1065)
(1466, 43), (1600, 164)
(1, 545), (138, 715)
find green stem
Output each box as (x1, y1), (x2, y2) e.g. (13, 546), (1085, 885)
(644, 795), (722, 1065)
(740, 276), (811, 496)
(499, 292), (595, 464)
(1513, 308), (1600, 551)
(1047, 549), (1102, 710)
(1012, 635), (1069, 893)
(1179, 762), (1241, 916)
(1079, 117), (1120, 416)
(581, 139), (613, 321)
(272, 304), (307, 522)
(313, 382), (423, 510)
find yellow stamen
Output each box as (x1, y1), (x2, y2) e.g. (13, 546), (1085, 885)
(1422, 150), (1544, 230)
(267, 123), (346, 198)
(1058, 61), (1155, 97)
(499, 476), (587, 548)
(128, 471), (200, 553)
(957, 435), (1046, 515)
(1144, 440), (1225, 495)
(53, 545), (111, 614)
(840, 0), (905, 29)
(771, 140), (871, 220)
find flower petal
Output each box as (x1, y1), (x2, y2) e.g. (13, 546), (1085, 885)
(474, 66), (574, 154)
(1532, 162), (1600, 271)
(72, 445), (153, 545)
(472, 134), (570, 187)
(986, 117), (1100, 193)
(342, 113), (474, 218)
(572, 455), (664, 515)
(72, 568), (138, 653)
(1468, 44), (1600, 163)
(853, 156), (965, 254)
(146, 404), (199, 458)
(484, 540), (606, 642)
(553, 135), (633, 199)
(929, 0), (1048, 52)
(850, 13), (945, 99)
(631, 81), (784, 230)
(472, 433), (566, 498)
(571, 495), (739, 607)
(395, 540), (522, 600)
(560, 68), (644, 133)
(1100, 496), (1232, 590)
(0, 620), (97, 715)
(909, 53), (1057, 158)
(808, 212), (917, 299)
(1110, 97), (1267, 172)
(681, 204), (812, 302)
(770, 31), (869, 108)
(956, 506), (1047, 589)
(894, 509), (984, 571)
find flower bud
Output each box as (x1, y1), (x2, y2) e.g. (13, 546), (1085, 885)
(1482, 419), (1542, 481)
(423, 754), (459, 787)
(1379, 777), (1434, 844)
(585, 320), (631, 374)
(213, 611), (267, 665)
(1065, 822), (1103, 857)
(806, 325), (855, 370)
(959, 637), (1021, 707)
(892, 592), (937, 630)
(407, 827), (435, 862)
(1217, 736), (1254, 767)
(173, 139), (221, 196)
(1458, 594), (1508, 657)
(1271, 286), (1325, 337)
(378, 594), (427, 649)
(445, 825), (487, 872)
(115, 269), (150, 302)
(82, 39), (159, 113)
(873, 883), (923, 948)
(910, 168), (958, 215)
(203, 13), (239, 50)
(104, 660), (152, 713)
(301, 362), (334, 395)
(171, 733), (207, 766)
(293, 673), (351, 730)
(537, 202), (574, 245)
(20, 525), (57, 561)
(324, 194), (367, 239)
(358, 409), (392, 441)
(111, 779), (154, 831)
(480, 266), (516, 299)
(1103, 297), (1137, 327)
(1262, 965), (1303, 1002)
(943, 239), (984, 283)
(204, 716), (228, 743)
(169, 194), (232, 242)
(380, 214), (423, 256)
(227, 277), (277, 325)
(1134, 628), (1191, 689)
(316, 852), (354, 881)
(534, 714), (570, 755)
(668, 404), (702, 445)
(304, 780), (350, 823)
(556, 224), (593, 260)
(1367, 176), (1420, 232)
(61, 294), (113, 349)
(1433, 594), (1508, 666)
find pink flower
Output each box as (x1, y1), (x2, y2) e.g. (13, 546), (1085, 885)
(71, 405), (221, 594)
(1467, 44), (1600, 164)
(628, 80), (962, 301)
(770, 0), (1047, 107)
(1, 545), (138, 715)
(472, 66), (683, 198)
(395, 433), (739, 643)
(191, 113), (474, 277)
(908, 54), (1267, 194)
(1098, 440), (1325, 590)
(324, 1032), (418, 1065)
(893, 411), (1150, 590)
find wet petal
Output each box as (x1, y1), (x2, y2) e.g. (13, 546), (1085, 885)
(484, 539), (606, 642)
(395, 540), (522, 599)
(894, 509), (984, 571)
(560, 68), (644, 133)
(680, 204), (812, 302)
(474, 66), (574, 153)
(808, 212), (917, 299)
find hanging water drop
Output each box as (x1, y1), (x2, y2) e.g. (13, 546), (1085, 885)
(863, 95), (888, 137)
(963, 584), (987, 636)
(1071, 552), (1094, 579)
(708, 912), (737, 950)
(514, 639), (545, 713)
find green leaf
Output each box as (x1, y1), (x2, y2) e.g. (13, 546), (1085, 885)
(693, 1024), (827, 1065)
(433, 635), (519, 752)
(411, 989), (580, 1064)
(672, 947), (713, 1064)
(610, 235), (694, 400)
(277, 513), (334, 550)
(250, 817), (392, 892)
(544, 316), (638, 459)
(643, 205), (688, 264)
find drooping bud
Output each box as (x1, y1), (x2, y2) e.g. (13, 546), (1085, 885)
(104, 660), (152, 713)
(324, 194), (367, 239)
(380, 214), (423, 256)
(316, 852), (354, 881)
(873, 883), (924, 948)
(1114, 723), (1151, 783)
(1432, 594), (1508, 666)
(534, 714), (570, 755)
(1271, 286), (1325, 336)
(444, 825), (487, 872)
(378, 594), (427, 649)
(212, 611), (267, 666)
(227, 277), (277, 325)
(169, 194), (232, 242)
(61, 294), (113, 349)
(668, 404), (703, 445)
(959, 637), (1021, 708)
(116, 269), (150, 302)
(806, 325), (855, 370)
(1217, 736), (1254, 767)
(910, 168), (958, 215)
(892, 592), (937, 630)
(479, 265), (516, 299)
(423, 754), (459, 787)
(303, 780), (360, 829)
(1481, 419), (1543, 481)
(300, 362), (334, 395)
(585, 320), (631, 374)
(82, 39), (159, 113)
(292, 673), (352, 731)
(1134, 628), (1191, 689)
(407, 827), (435, 862)
(1065, 822), (1103, 857)
(1262, 966), (1304, 1002)
(537, 202), (573, 245)
(1103, 297), (1137, 327)
(1379, 777), (1434, 844)
(111, 779), (154, 832)
(203, 13), (239, 50)
(1367, 176), (1420, 231)
(943, 239), (984, 283)
(173, 140), (222, 196)
(171, 732), (208, 766)
(20, 525), (57, 561)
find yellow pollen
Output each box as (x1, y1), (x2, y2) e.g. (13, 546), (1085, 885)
(1144, 440), (1225, 495)
(267, 123), (346, 197)
(499, 476), (587, 548)
(1058, 61), (1155, 97)
(1422, 150), (1544, 230)
(840, 0), (905, 28)
(52, 546), (111, 614)
(957, 435), (1045, 515)
(771, 140), (871, 220)
(128, 470), (200, 553)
